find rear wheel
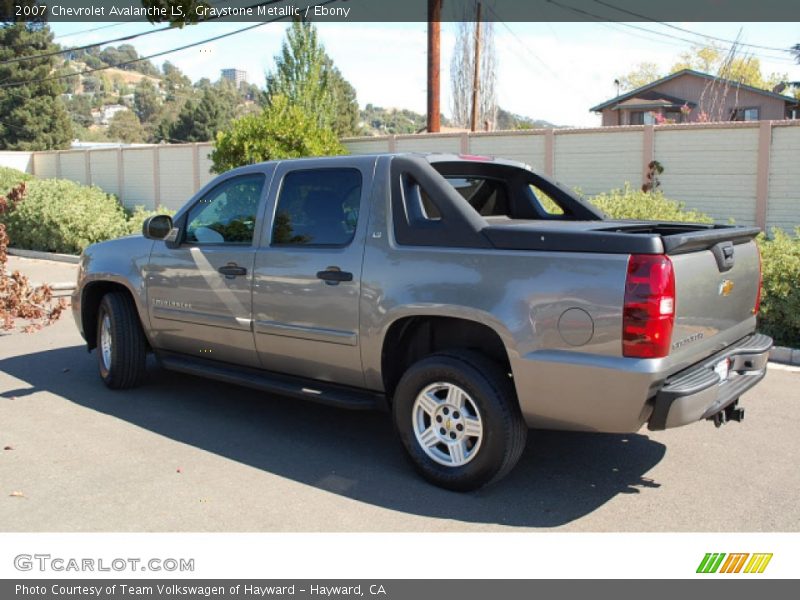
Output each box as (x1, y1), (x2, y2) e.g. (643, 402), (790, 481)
(96, 291), (147, 389)
(393, 350), (527, 491)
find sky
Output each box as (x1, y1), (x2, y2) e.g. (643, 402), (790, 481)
(48, 20), (800, 127)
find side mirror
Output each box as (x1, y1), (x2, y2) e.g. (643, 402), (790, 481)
(142, 215), (173, 240)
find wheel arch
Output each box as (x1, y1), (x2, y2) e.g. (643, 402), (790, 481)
(81, 279), (148, 351)
(379, 315), (513, 400)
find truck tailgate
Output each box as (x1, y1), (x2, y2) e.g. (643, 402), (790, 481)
(668, 237), (761, 367)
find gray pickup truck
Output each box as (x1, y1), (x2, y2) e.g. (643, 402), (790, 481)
(72, 153), (772, 490)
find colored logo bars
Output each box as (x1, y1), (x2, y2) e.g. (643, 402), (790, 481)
(696, 553), (773, 574)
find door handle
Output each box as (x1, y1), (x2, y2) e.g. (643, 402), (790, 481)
(316, 267), (353, 284)
(218, 263), (247, 279)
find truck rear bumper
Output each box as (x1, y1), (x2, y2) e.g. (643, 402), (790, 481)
(648, 333), (773, 430)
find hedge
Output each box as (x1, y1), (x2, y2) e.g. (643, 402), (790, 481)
(589, 184), (714, 223)
(123, 205), (176, 236)
(0, 167), (172, 254)
(1, 178), (129, 254)
(0, 166), (32, 196)
(756, 229), (800, 347)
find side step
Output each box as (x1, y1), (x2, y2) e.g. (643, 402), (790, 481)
(156, 352), (385, 411)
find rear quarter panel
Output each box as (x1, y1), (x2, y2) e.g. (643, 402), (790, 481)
(360, 158), (641, 430)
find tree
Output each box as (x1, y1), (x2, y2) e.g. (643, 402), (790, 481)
(0, 23), (73, 150)
(265, 21), (359, 136)
(71, 125), (110, 143)
(169, 86), (235, 142)
(618, 44), (787, 95)
(134, 79), (162, 124)
(670, 45), (722, 74)
(328, 65), (360, 136)
(107, 110), (145, 143)
(61, 64), (82, 94)
(162, 61), (192, 101)
(146, 62), (194, 142)
(65, 95), (95, 129)
(617, 62), (662, 92)
(671, 44), (783, 90)
(450, 15), (498, 130)
(210, 95), (346, 173)
(98, 44), (161, 77)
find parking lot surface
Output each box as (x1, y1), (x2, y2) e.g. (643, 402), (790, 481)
(1, 258), (798, 532)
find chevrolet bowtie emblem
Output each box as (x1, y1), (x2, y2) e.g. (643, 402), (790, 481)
(719, 280), (734, 296)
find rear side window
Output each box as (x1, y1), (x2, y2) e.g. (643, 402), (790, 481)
(272, 169), (362, 246)
(418, 176), (510, 220)
(529, 184), (565, 216)
(448, 177), (510, 216)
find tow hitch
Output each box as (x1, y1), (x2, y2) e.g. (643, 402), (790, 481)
(710, 401), (745, 428)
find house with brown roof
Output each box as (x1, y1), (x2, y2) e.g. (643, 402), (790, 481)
(591, 69), (799, 126)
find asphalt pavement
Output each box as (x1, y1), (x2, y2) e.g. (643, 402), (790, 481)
(1, 257), (798, 532)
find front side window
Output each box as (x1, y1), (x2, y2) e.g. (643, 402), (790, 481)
(272, 169), (362, 246)
(185, 174), (265, 244)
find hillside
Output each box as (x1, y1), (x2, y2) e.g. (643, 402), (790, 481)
(495, 108), (560, 130)
(359, 105), (436, 135)
(359, 105), (559, 136)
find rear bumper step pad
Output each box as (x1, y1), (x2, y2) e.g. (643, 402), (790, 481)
(648, 333), (772, 430)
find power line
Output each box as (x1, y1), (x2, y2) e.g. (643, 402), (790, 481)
(1, 25), (174, 66)
(545, 0), (796, 64)
(50, 0), (232, 40)
(0, 0), (287, 67)
(0, 0), (340, 90)
(486, 5), (595, 103)
(53, 22), (133, 41)
(592, 0), (794, 54)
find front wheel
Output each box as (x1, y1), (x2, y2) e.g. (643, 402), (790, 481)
(393, 350), (527, 491)
(96, 291), (147, 389)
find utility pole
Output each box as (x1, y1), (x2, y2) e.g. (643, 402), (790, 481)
(427, 0), (442, 133)
(470, 2), (482, 132)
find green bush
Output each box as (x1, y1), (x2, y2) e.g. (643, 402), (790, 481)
(1, 178), (129, 254)
(756, 229), (800, 347)
(0, 166), (32, 196)
(589, 184), (714, 223)
(123, 205), (176, 236)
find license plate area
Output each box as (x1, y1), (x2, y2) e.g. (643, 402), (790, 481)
(714, 358), (730, 383)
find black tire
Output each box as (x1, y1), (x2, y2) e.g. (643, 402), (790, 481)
(96, 291), (147, 389)
(393, 350), (527, 491)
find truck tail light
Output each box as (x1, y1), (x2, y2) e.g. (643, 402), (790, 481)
(623, 254), (675, 358)
(753, 245), (762, 315)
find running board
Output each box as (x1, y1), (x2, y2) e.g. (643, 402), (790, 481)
(156, 352), (385, 411)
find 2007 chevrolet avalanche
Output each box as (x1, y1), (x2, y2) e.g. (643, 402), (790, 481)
(72, 153), (772, 490)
